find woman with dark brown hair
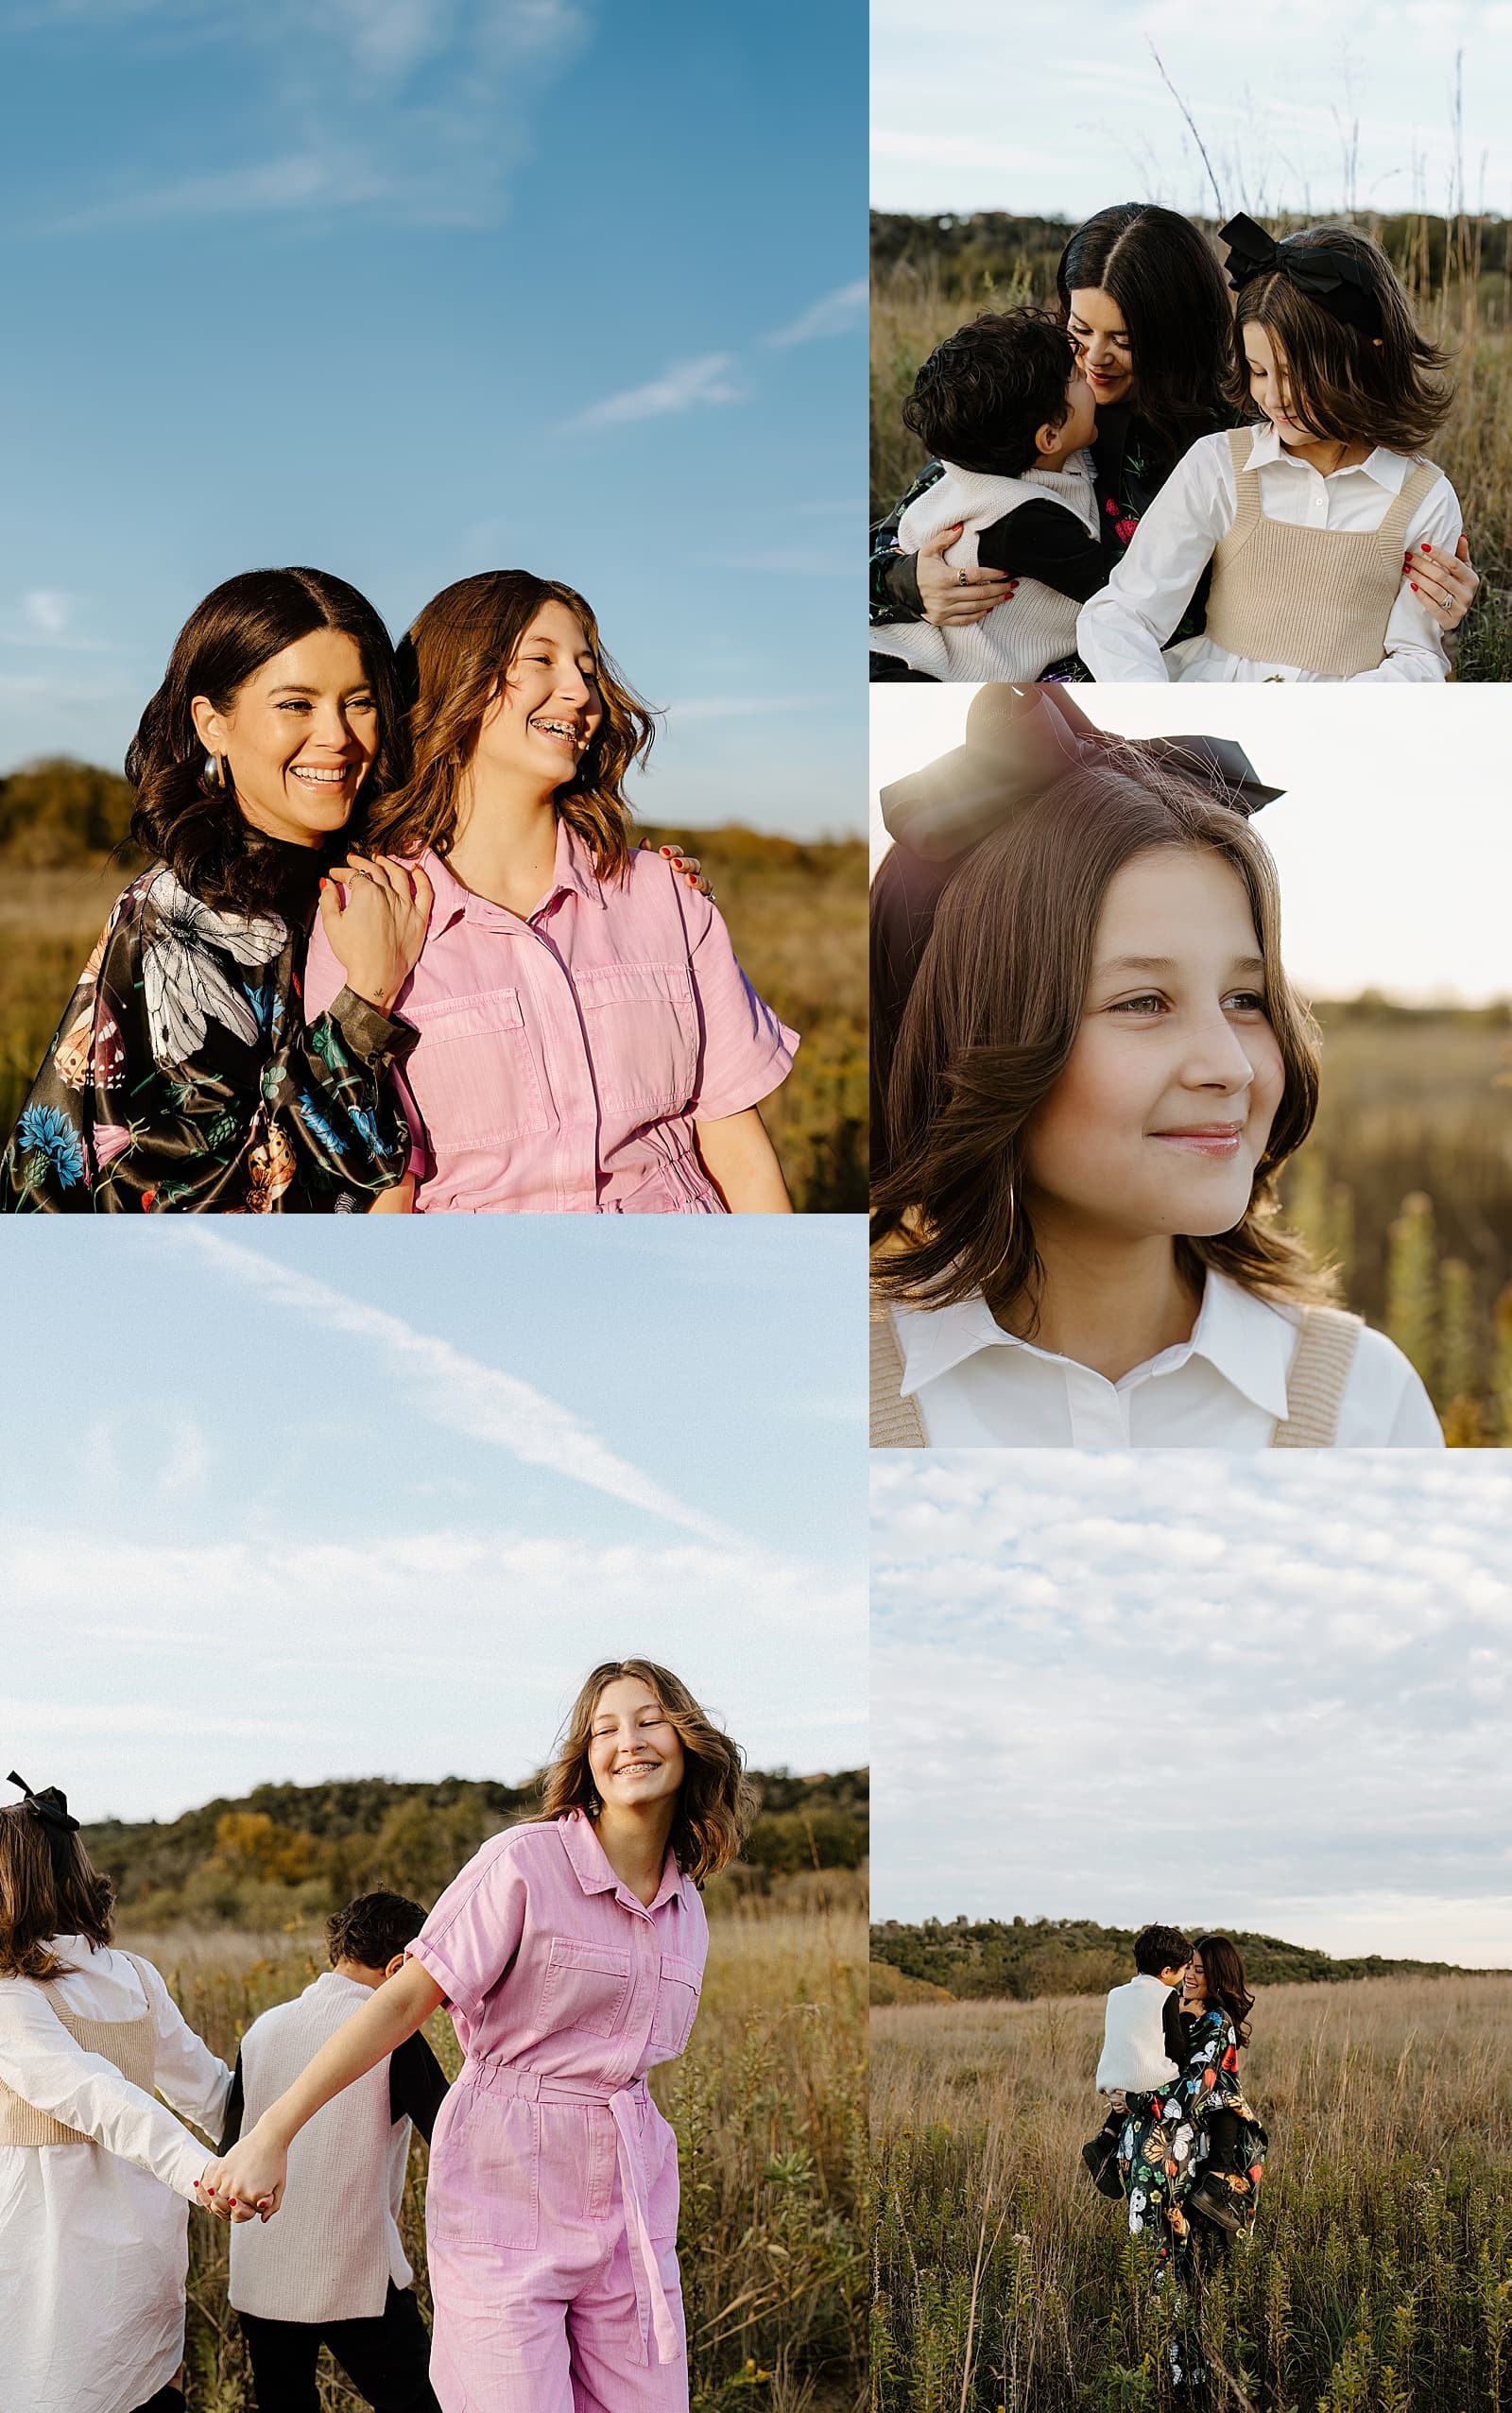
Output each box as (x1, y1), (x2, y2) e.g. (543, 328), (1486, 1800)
(203, 1662), (756, 2411)
(303, 570), (798, 1213)
(0, 1776), (230, 2413)
(870, 690), (1442, 1447)
(0, 567), (432, 1212)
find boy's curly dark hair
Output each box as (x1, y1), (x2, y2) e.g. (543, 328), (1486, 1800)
(902, 308), (1078, 478)
(325, 1890), (428, 1972)
(1133, 1922), (1194, 1977)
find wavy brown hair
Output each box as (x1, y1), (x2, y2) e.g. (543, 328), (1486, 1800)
(539, 1660), (757, 1885)
(0, 1805), (114, 1982)
(127, 567), (406, 916)
(1192, 1933), (1256, 2047)
(364, 572), (656, 881)
(1057, 203), (1234, 458)
(1228, 225), (1452, 453)
(871, 750), (1332, 1325)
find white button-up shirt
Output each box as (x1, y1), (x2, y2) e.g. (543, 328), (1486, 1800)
(1077, 424), (1461, 683)
(0, 1938), (230, 2413)
(889, 1269), (1444, 1448)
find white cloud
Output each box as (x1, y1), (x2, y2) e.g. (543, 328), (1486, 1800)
(180, 1231), (740, 1544)
(763, 279), (868, 348)
(569, 353), (745, 430)
(159, 1418), (211, 1498)
(872, 1454), (1512, 1963)
(22, 590), (71, 636)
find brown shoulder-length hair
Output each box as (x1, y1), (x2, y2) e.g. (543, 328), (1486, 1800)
(127, 567), (407, 917)
(1192, 1932), (1256, 2047)
(1228, 225), (1452, 453)
(539, 1659), (757, 1886)
(364, 572), (656, 882)
(0, 1805), (114, 1982)
(871, 750), (1332, 1325)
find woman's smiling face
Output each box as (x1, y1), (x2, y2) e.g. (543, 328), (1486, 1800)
(588, 1677), (685, 1816)
(1067, 285), (1135, 409)
(1022, 846), (1286, 1243)
(192, 626), (379, 848)
(1183, 1950), (1208, 2008)
(473, 599), (604, 792)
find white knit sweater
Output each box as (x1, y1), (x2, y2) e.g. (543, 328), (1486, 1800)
(871, 454), (1099, 681)
(1094, 1973), (1181, 2095)
(228, 1971), (414, 2323)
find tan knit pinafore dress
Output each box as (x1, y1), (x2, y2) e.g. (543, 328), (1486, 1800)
(868, 1294), (1364, 1449)
(0, 1952), (157, 2145)
(1202, 429), (1441, 678)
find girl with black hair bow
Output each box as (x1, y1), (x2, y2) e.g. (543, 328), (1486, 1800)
(0, 1775), (230, 2413)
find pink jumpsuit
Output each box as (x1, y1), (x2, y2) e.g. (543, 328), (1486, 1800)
(407, 1809), (708, 2412)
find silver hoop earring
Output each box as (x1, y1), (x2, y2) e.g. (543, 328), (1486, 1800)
(204, 754), (225, 792)
(586, 1790), (601, 1818)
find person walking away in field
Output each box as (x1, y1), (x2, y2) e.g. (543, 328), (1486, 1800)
(201, 1661), (756, 2413)
(1078, 221), (1464, 681)
(0, 1773), (231, 2413)
(303, 572), (798, 1213)
(221, 1890), (449, 2412)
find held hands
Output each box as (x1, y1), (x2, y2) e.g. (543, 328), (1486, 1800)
(319, 854), (434, 1016)
(194, 2127), (288, 2224)
(915, 522), (1019, 628)
(1403, 533), (1478, 630)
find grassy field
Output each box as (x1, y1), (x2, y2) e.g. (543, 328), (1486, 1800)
(872, 1975), (1512, 2412)
(869, 215), (1512, 679)
(0, 827), (868, 1212)
(135, 1889), (867, 2412)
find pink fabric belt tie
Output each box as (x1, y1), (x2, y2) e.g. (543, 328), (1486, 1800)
(466, 2058), (681, 2367)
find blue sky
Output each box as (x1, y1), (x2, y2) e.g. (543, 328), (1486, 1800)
(0, 0), (867, 836)
(873, 2), (1512, 219)
(873, 1453), (1512, 1966)
(0, 1219), (867, 1822)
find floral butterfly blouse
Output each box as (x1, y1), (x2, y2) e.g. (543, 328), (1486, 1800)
(0, 860), (417, 1213)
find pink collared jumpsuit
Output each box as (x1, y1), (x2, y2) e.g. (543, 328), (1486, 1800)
(407, 1809), (708, 2412)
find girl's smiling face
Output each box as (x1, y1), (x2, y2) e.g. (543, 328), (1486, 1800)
(1067, 285), (1135, 409)
(192, 627), (379, 847)
(1022, 846), (1286, 1242)
(588, 1677), (685, 1816)
(473, 599), (604, 792)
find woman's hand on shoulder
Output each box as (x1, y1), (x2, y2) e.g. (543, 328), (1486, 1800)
(319, 854), (434, 1015)
(915, 522), (1018, 627)
(639, 837), (713, 900)
(1404, 532), (1477, 629)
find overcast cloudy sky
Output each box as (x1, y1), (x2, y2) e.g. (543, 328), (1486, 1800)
(0, 1), (866, 836)
(0, 1221), (866, 1823)
(873, 2), (1512, 220)
(872, 1452), (1512, 1966)
(871, 685), (1512, 1006)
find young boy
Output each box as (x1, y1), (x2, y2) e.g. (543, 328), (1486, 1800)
(221, 1891), (450, 2413)
(869, 305), (1106, 684)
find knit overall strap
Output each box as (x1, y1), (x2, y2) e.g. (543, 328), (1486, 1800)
(1205, 442), (1442, 677)
(1269, 1307), (1365, 1447)
(0, 1951), (157, 2147)
(1224, 428), (1266, 541)
(870, 1294), (927, 1448)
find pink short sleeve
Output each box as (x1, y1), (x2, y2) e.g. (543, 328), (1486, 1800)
(684, 888), (799, 1120)
(407, 1832), (529, 2025)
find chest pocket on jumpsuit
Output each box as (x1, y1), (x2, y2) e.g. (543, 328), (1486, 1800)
(538, 1937), (635, 2036)
(402, 988), (552, 1145)
(649, 1953), (702, 2059)
(575, 964), (697, 1118)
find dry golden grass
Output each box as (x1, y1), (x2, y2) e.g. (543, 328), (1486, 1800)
(872, 1976), (1512, 2410)
(155, 1892), (865, 2411)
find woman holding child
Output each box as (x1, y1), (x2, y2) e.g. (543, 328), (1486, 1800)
(869, 199), (1477, 681)
(204, 1661), (753, 2413)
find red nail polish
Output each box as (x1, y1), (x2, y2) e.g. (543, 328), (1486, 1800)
(1420, 542), (1431, 552)
(1411, 581), (1418, 592)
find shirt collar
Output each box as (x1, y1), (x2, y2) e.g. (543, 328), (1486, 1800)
(422, 817), (603, 933)
(894, 1269), (1294, 1420)
(558, 1805), (688, 1913)
(1243, 420), (1406, 490)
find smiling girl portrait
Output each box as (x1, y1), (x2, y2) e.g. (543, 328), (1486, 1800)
(868, 685), (1443, 1448)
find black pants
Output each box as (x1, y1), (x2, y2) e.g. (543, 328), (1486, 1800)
(1205, 2107), (1245, 2176)
(132, 2392), (184, 2413)
(239, 2281), (440, 2413)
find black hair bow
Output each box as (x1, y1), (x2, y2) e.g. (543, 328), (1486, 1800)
(8, 1770), (80, 1881)
(1219, 213), (1383, 339)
